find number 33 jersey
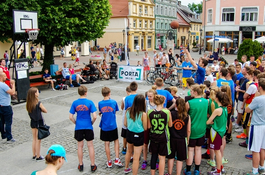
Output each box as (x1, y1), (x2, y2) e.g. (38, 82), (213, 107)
(148, 109), (170, 143)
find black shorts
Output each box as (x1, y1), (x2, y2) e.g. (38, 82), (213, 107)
(126, 130), (144, 147)
(121, 128), (127, 138)
(188, 136), (205, 147)
(149, 141), (170, 156)
(144, 129), (150, 145)
(75, 129), (94, 142)
(167, 138), (188, 161)
(30, 119), (44, 129)
(100, 128), (118, 142)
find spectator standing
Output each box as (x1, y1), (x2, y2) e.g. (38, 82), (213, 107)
(31, 48), (37, 66)
(168, 48), (173, 64)
(0, 72), (16, 143)
(256, 56), (262, 68)
(136, 44), (140, 56)
(182, 57), (193, 90)
(36, 46), (41, 60)
(3, 50), (9, 68)
(103, 46), (107, 60)
(207, 51), (214, 67)
(142, 52), (150, 80)
(212, 60), (219, 72)
(258, 59), (265, 72)
(60, 47), (65, 60)
(73, 48), (80, 66)
(0, 58), (11, 87)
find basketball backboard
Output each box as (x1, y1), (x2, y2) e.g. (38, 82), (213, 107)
(13, 10), (38, 33)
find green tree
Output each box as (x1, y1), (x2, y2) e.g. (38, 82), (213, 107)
(0, 0), (112, 71)
(188, 1), (202, 14)
(237, 39), (263, 62)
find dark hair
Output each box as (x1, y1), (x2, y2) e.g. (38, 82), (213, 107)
(235, 63), (241, 68)
(78, 85), (87, 96)
(216, 91), (230, 107)
(164, 87), (171, 93)
(154, 95), (165, 105)
(220, 68), (228, 77)
(259, 78), (265, 90)
(220, 85), (232, 105)
(234, 59), (239, 62)
(253, 70), (261, 77)
(101, 87), (110, 97)
(129, 81), (138, 91)
(126, 86), (131, 92)
(201, 58), (208, 67)
(246, 69), (254, 76)
(250, 61), (257, 67)
(175, 54), (179, 57)
(203, 80), (211, 88)
(129, 94), (146, 121)
(45, 150), (61, 165)
(227, 67), (235, 77)
(186, 78), (195, 87)
(176, 98), (188, 120)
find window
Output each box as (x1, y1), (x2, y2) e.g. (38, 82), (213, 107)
(208, 9), (212, 23)
(139, 5), (142, 14)
(165, 7), (167, 16)
(134, 36), (139, 49)
(165, 23), (167, 29)
(145, 21), (147, 28)
(222, 8), (235, 22)
(150, 7), (153, 15)
(161, 6), (163, 15)
(156, 5), (159, 14)
(157, 22), (159, 29)
(161, 23), (163, 29)
(150, 21), (153, 28)
(145, 7), (148, 14)
(133, 20), (136, 28)
(169, 8), (171, 16)
(241, 7), (258, 21)
(148, 36), (152, 48)
(139, 20), (142, 28)
(133, 4), (137, 13)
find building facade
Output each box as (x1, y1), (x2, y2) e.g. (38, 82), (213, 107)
(202, 0), (265, 51)
(128, 0), (155, 52)
(154, 0), (177, 49)
(176, 12), (190, 47)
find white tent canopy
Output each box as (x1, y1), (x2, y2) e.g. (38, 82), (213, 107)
(254, 36), (265, 43)
(207, 38), (233, 43)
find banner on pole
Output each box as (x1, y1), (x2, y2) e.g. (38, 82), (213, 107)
(118, 65), (143, 82)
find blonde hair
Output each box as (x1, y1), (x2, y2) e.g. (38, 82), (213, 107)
(209, 86), (219, 101)
(191, 84), (206, 96)
(148, 89), (157, 96)
(155, 78), (163, 87)
(154, 95), (165, 105)
(151, 85), (157, 90)
(169, 86), (178, 94)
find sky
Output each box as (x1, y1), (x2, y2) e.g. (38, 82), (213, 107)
(180, 0), (202, 6)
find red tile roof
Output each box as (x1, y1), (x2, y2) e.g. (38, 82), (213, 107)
(109, 0), (129, 18)
(177, 12), (190, 27)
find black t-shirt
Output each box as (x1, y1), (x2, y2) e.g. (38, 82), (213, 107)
(170, 110), (189, 139)
(238, 77), (248, 101)
(208, 55), (214, 63)
(86, 64), (97, 72)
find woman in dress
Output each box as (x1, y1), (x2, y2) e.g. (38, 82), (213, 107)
(142, 52), (151, 80)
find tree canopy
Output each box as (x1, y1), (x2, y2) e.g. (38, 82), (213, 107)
(188, 2), (202, 14)
(0, 0), (112, 70)
(237, 39), (263, 61)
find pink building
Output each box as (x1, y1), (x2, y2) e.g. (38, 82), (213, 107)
(202, 0), (265, 51)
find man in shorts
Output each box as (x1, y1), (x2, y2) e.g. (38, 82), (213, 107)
(60, 62), (80, 87)
(245, 78), (265, 175)
(98, 87), (123, 168)
(69, 86), (97, 172)
(182, 57), (193, 90)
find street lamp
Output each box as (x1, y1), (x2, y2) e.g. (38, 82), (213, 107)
(199, 28), (203, 55)
(188, 30), (190, 52)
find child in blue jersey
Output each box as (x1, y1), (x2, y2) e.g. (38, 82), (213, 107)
(125, 81), (138, 110)
(155, 78), (176, 110)
(43, 69), (56, 91)
(69, 85), (97, 172)
(98, 87), (123, 168)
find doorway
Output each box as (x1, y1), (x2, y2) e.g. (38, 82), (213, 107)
(242, 31), (252, 40)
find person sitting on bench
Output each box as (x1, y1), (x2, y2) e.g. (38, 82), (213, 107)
(43, 69), (56, 91)
(59, 62), (80, 87)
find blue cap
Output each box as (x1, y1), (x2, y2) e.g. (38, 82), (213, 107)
(47, 144), (67, 162)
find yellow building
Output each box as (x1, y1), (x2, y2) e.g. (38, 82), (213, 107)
(128, 0), (155, 52)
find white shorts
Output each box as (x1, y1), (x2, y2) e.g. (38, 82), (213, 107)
(248, 125), (265, 152)
(237, 100), (244, 114)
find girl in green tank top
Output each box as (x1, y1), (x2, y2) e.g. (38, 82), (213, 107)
(206, 92), (229, 175)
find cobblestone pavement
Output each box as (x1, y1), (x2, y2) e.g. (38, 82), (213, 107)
(0, 80), (254, 175)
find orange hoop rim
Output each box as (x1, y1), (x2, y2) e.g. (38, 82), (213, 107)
(25, 29), (40, 33)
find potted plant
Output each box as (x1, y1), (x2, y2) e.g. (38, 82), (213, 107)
(192, 41), (199, 52)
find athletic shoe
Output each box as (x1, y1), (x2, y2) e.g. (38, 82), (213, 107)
(130, 157), (133, 163)
(194, 170), (200, 175)
(32, 155), (37, 160)
(236, 133), (247, 139)
(91, 164), (97, 172)
(235, 128), (244, 133)
(77, 83), (80, 87)
(6, 138), (16, 143)
(231, 115), (235, 122)
(70, 84), (74, 87)
(78, 164), (83, 172)
(202, 152), (210, 159)
(244, 172), (259, 175)
(107, 161), (112, 168)
(183, 169), (192, 175)
(124, 168), (132, 174)
(258, 167), (265, 174)
(122, 147), (127, 155)
(245, 154), (253, 160)
(114, 158), (123, 167)
(202, 143), (207, 149)
(156, 162), (159, 170)
(239, 141), (248, 148)
(36, 156), (44, 161)
(141, 161), (147, 170)
(207, 170), (221, 175)
(207, 160), (216, 167)
(52, 88), (56, 91)
(222, 157), (228, 164)
(222, 167), (226, 174)
(226, 136), (233, 144)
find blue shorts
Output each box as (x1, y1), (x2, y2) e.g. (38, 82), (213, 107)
(66, 74), (76, 81)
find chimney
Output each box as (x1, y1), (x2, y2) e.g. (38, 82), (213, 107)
(178, 1), (181, 6)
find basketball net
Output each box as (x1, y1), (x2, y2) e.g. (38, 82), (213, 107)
(25, 29), (39, 41)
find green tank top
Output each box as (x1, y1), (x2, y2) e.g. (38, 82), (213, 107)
(212, 106), (227, 138)
(207, 99), (219, 129)
(188, 98), (208, 139)
(126, 111), (144, 133)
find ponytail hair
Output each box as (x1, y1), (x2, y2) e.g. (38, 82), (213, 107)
(154, 95), (165, 105)
(191, 84), (206, 96)
(209, 86), (219, 101)
(151, 85), (157, 90)
(216, 91), (230, 107)
(176, 98), (187, 120)
(45, 150), (61, 165)
(220, 85), (232, 105)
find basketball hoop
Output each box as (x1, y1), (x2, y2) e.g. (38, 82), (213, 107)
(25, 29), (40, 41)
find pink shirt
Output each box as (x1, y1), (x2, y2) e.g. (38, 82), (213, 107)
(69, 68), (74, 74)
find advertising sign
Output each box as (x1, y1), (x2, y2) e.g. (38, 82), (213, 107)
(118, 65), (143, 82)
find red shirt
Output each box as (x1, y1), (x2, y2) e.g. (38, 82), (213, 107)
(0, 66), (10, 87)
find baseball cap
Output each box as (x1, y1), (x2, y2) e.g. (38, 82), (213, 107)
(47, 144), (67, 162)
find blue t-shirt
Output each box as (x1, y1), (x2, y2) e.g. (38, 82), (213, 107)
(98, 99), (119, 131)
(249, 95), (265, 125)
(195, 64), (206, 85)
(0, 82), (11, 106)
(236, 73), (243, 81)
(156, 89), (174, 108)
(31, 51), (36, 58)
(217, 79), (235, 106)
(43, 73), (50, 79)
(182, 61), (192, 78)
(69, 98), (97, 130)
(208, 55), (214, 63)
(125, 94), (137, 110)
(176, 63), (183, 73)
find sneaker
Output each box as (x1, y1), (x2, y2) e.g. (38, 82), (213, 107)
(194, 170), (200, 175)
(231, 115), (235, 122)
(130, 157), (133, 163)
(114, 158), (123, 167)
(202, 152), (210, 159)
(258, 168), (265, 174)
(70, 84), (74, 87)
(52, 88), (56, 91)
(77, 83), (80, 87)
(6, 138), (16, 143)
(91, 164), (97, 172)
(107, 160), (112, 168)
(239, 141), (248, 148)
(244, 172), (259, 175)
(124, 168), (132, 174)
(122, 147), (127, 155)
(165, 173), (171, 175)
(141, 161), (147, 170)
(32, 155), (37, 160)
(78, 164), (84, 172)
(183, 169), (192, 175)
(207, 170), (221, 175)
(226, 136), (233, 144)
(36, 156), (44, 161)
(236, 133), (247, 139)
(156, 162), (159, 170)
(222, 157), (228, 164)
(245, 154), (253, 160)
(235, 128), (244, 133)
(234, 123), (241, 129)
(207, 160), (216, 167)
(222, 167), (226, 174)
